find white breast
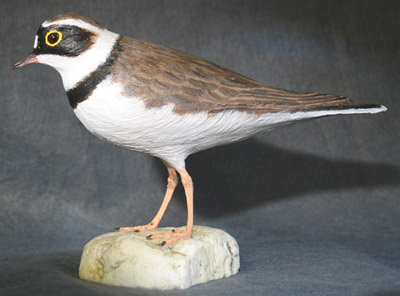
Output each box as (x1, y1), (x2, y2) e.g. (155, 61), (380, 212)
(73, 77), (269, 168)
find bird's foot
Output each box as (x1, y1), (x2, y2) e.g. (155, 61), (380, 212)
(117, 223), (158, 233)
(147, 229), (192, 246)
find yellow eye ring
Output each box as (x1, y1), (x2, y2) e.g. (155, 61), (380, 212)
(45, 30), (63, 47)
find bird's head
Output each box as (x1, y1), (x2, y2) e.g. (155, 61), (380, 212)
(10, 14), (120, 90)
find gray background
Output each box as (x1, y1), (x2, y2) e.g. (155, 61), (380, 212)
(1, 0), (399, 295)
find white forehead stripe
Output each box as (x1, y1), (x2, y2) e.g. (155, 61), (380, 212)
(33, 35), (38, 49)
(42, 18), (102, 33)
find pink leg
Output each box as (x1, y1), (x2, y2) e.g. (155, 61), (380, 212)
(119, 166), (178, 232)
(149, 168), (194, 245)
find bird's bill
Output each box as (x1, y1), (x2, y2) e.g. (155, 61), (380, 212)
(10, 52), (38, 70)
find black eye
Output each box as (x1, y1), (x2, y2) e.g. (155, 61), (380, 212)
(45, 30), (63, 47)
(48, 33), (59, 44)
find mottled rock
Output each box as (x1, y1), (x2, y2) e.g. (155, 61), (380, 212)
(79, 225), (240, 290)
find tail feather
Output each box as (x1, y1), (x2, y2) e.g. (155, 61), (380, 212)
(308, 103), (387, 114)
(290, 104), (387, 122)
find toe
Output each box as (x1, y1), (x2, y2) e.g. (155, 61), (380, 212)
(118, 224), (158, 232)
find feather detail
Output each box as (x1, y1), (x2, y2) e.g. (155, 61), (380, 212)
(110, 36), (380, 115)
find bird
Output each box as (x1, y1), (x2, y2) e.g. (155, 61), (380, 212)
(11, 13), (386, 245)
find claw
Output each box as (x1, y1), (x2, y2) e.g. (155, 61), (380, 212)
(118, 224), (158, 232)
(149, 230), (192, 245)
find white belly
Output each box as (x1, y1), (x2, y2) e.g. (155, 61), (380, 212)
(73, 76), (345, 169)
(73, 77), (264, 168)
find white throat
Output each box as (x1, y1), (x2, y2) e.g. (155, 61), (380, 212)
(36, 28), (119, 91)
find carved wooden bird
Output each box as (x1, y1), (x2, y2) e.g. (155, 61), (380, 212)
(11, 14), (386, 245)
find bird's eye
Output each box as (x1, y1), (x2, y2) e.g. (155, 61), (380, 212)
(45, 30), (63, 47)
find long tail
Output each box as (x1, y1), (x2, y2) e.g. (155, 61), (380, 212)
(261, 103), (387, 128)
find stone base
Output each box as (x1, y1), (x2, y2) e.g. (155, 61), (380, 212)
(78, 225), (240, 290)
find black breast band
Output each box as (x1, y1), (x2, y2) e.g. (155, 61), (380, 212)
(66, 36), (123, 109)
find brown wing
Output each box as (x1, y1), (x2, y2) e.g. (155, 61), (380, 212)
(112, 36), (354, 115)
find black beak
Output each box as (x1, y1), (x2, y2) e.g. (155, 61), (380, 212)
(10, 52), (38, 70)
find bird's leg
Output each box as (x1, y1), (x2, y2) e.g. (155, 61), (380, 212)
(148, 168), (193, 245)
(118, 166), (178, 232)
